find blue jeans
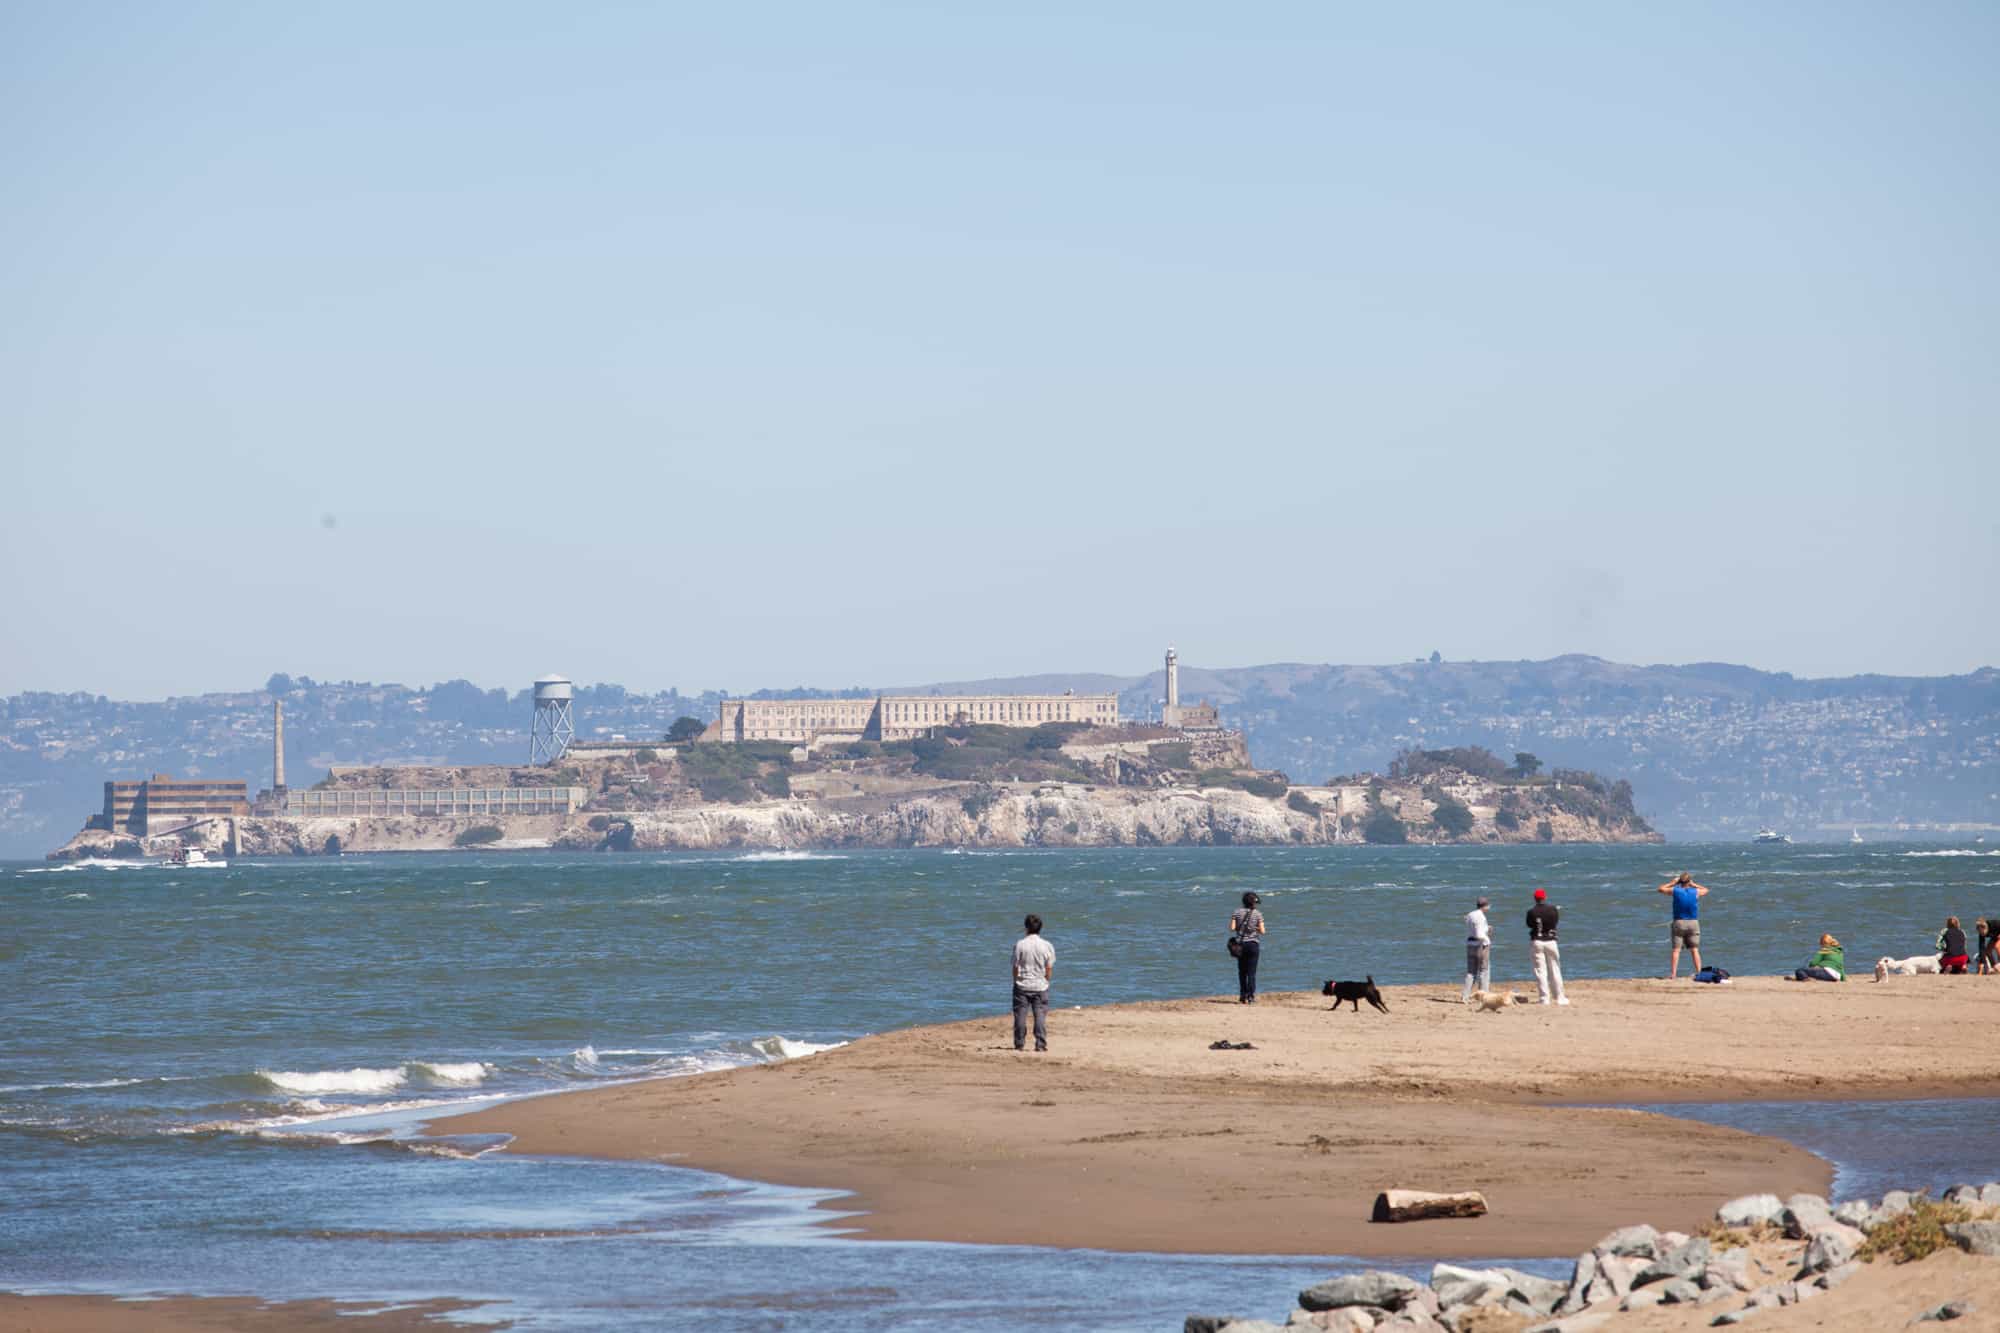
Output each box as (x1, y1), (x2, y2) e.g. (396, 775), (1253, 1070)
(1012, 985), (1049, 1050)
(1236, 939), (1261, 1002)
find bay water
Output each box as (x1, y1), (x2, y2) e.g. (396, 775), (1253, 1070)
(5, 844), (1998, 1329)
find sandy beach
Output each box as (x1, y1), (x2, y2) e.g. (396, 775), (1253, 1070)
(445, 975), (2000, 1260)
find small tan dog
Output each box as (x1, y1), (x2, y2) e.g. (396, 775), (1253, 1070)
(1466, 990), (1529, 1012)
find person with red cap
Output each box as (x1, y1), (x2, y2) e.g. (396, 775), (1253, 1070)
(1525, 887), (1568, 1005)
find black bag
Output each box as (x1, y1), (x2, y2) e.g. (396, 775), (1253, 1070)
(1227, 937), (1242, 958)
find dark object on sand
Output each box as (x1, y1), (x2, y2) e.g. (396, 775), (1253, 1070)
(1323, 976), (1390, 1013)
(1208, 1040), (1256, 1050)
(1371, 1188), (1489, 1223)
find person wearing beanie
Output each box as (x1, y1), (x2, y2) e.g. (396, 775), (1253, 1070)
(1525, 887), (1568, 1005)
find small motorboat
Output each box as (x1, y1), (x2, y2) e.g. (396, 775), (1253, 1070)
(1752, 828), (1791, 845)
(163, 847), (226, 868)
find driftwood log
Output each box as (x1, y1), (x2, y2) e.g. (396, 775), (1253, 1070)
(1371, 1189), (1489, 1223)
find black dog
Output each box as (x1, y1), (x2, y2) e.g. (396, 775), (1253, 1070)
(1322, 976), (1389, 1014)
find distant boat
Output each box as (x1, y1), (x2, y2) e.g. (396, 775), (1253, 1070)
(1850, 829), (1864, 845)
(163, 846), (226, 868)
(1752, 828), (1791, 845)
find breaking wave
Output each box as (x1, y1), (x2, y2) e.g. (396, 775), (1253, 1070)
(257, 1061), (492, 1095)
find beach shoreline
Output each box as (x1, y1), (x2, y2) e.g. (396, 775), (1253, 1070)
(439, 975), (2000, 1260)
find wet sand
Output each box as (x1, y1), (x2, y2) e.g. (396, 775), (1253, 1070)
(443, 975), (2000, 1258)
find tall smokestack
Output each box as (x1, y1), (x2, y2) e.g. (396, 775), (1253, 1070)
(274, 698), (286, 791)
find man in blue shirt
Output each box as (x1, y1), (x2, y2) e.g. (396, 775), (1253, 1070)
(1657, 872), (1711, 979)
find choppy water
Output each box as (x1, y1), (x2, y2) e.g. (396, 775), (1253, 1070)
(4, 844), (1998, 1329)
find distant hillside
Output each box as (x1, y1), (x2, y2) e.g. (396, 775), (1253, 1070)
(3, 655), (1995, 856)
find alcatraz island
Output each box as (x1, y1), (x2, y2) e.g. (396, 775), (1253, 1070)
(47, 649), (1659, 861)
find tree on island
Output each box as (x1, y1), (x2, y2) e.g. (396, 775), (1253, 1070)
(1510, 752), (1543, 778)
(665, 716), (705, 743)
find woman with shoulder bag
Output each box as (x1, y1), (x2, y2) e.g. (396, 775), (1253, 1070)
(1229, 891), (1267, 1004)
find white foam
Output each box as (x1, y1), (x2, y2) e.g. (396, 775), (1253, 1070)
(260, 1066), (409, 1095)
(1901, 849), (2000, 858)
(413, 1061), (489, 1086)
(571, 1045), (599, 1069)
(0, 1076), (148, 1094)
(751, 1036), (847, 1061)
(735, 851), (847, 862)
(63, 892), (91, 900)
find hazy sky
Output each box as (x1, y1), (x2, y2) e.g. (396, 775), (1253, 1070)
(4, 2), (1995, 699)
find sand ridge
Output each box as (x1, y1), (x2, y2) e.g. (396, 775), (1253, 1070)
(442, 975), (2000, 1258)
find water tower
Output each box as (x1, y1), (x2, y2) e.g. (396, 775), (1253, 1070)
(530, 675), (575, 765)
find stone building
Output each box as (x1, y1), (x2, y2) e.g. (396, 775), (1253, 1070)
(100, 774), (250, 835)
(705, 691), (1119, 746)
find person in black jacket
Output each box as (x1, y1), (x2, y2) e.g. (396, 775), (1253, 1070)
(1938, 917), (1970, 974)
(1977, 917), (1998, 976)
(1525, 888), (1568, 1005)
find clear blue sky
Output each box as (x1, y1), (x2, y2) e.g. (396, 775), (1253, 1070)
(4, 1), (1995, 699)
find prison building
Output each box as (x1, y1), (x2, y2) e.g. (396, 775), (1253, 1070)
(281, 787), (588, 818)
(103, 775), (251, 835)
(705, 692), (1119, 745)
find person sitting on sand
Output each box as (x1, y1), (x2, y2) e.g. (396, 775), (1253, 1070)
(1936, 916), (1970, 975)
(1978, 917), (1999, 976)
(1792, 933), (1845, 982)
(1011, 914), (1055, 1052)
(1230, 891), (1266, 1004)
(1657, 871), (1711, 980)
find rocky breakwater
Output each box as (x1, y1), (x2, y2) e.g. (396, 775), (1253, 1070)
(1185, 1183), (2000, 1332)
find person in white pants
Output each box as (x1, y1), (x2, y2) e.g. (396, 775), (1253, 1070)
(1525, 887), (1568, 1005)
(1462, 896), (1492, 1001)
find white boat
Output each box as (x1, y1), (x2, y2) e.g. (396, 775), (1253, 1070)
(1752, 828), (1791, 845)
(163, 847), (226, 868)
(1850, 829), (1864, 845)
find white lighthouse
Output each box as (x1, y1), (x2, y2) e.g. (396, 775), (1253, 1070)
(1162, 646), (1181, 728)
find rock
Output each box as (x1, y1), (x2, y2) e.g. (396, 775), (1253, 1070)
(1619, 1289), (1664, 1311)
(1187, 1319), (1247, 1333)
(1709, 1310), (1761, 1326)
(1943, 1184), (1979, 1206)
(1589, 1255), (1647, 1306)
(1372, 1190), (1489, 1223)
(1944, 1221), (2000, 1257)
(1815, 1262), (1860, 1292)
(1525, 1314), (1612, 1333)
(1913, 1300), (1976, 1323)
(1796, 1222), (1864, 1277)
(1781, 1194), (1834, 1239)
(1430, 1265), (1506, 1311)
(1218, 1322), (1288, 1333)
(1697, 1285), (1736, 1306)
(1595, 1224), (1662, 1259)
(1299, 1310), (1377, 1333)
(1301, 1273), (1423, 1314)
(1878, 1189), (1915, 1219)
(1373, 1314), (1445, 1333)
(1981, 1184), (2000, 1208)
(1554, 1251), (1597, 1316)
(1635, 1236), (1711, 1287)
(1833, 1199), (1875, 1229)
(1716, 1193), (1785, 1228)
(1658, 1279), (1704, 1304)
(1499, 1271), (1567, 1317)
(1703, 1250), (1755, 1293)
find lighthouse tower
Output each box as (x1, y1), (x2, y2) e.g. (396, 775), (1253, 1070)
(1162, 646), (1182, 728)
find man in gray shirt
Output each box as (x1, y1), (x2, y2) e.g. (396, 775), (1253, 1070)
(1012, 913), (1056, 1052)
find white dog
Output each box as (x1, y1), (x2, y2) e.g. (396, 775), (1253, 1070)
(1874, 955), (1943, 981)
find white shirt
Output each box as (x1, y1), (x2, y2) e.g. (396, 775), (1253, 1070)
(1465, 908), (1490, 944)
(1012, 934), (1055, 992)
